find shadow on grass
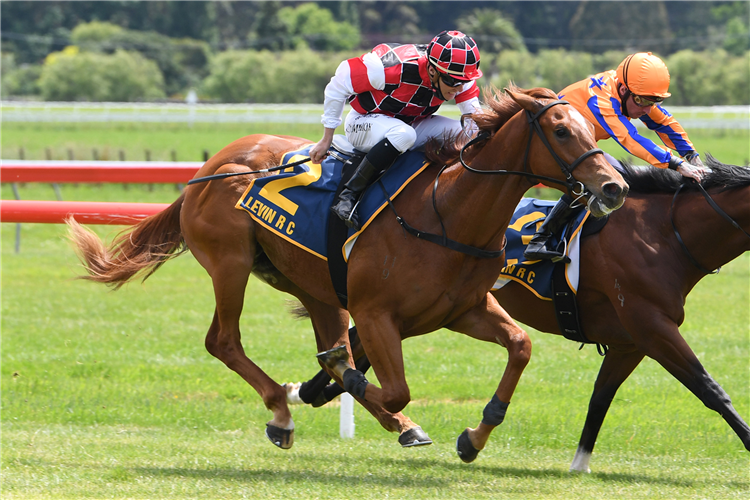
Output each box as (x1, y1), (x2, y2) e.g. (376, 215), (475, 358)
(135, 453), (748, 490)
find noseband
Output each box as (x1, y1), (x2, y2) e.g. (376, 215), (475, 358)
(460, 99), (606, 196)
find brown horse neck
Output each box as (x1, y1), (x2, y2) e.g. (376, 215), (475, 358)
(431, 126), (532, 249)
(620, 189), (749, 293)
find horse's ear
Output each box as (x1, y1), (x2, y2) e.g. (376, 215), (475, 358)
(504, 88), (544, 114)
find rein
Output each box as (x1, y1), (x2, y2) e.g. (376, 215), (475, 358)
(670, 180), (750, 274)
(458, 100), (605, 193)
(385, 99), (604, 260)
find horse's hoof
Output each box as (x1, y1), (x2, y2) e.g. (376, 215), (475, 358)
(265, 423), (294, 449)
(316, 345), (349, 369)
(283, 382), (304, 405)
(456, 429), (480, 463)
(398, 426), (433, 447)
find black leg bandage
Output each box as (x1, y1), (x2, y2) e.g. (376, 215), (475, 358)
(342, 368), (369, 400)
(481, 394), (510, 427)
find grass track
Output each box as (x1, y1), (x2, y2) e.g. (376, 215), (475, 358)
(1, 189), (748, 499)
(1, 118), (749, 498)
(2, 120), (749, 166)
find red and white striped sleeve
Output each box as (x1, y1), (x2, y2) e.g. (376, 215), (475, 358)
(321, 51), (386, 129)
(456, 81), (481, 115)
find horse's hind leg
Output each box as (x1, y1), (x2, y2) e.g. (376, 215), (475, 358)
(571, 346), (645, 473)
(187, 213), (294, 448)
(203, 260), (296, 447)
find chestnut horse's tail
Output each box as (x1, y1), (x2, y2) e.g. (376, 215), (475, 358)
(66, 193), (188, 290)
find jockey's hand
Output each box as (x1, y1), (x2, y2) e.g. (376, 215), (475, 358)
(309, 142), (329, 164)
(677, 159), (710, 182)
(460, 115), (478, 139)
(683, 151), (707, 169)
(310, 128), (336, 164)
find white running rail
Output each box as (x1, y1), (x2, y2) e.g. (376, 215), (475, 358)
(3, 101), (748, 128)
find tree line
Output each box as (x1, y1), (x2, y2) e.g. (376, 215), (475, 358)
(1, 2), (748, 105)
(4, 1), (748, 58)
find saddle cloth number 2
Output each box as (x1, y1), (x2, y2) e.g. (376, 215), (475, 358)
(257, 155), (322, 216)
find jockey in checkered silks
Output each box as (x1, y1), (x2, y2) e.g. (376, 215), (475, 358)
(309, 30), (484, 230)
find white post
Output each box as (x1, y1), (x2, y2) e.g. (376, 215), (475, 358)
(339, 318), (356, 439)
(340, 392), (355, 439)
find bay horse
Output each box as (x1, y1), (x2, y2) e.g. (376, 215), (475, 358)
(293, 156), (750, 470)
(66, 86), (627, 455)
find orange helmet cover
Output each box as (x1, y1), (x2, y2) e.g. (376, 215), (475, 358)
(616, 52), (671, 98)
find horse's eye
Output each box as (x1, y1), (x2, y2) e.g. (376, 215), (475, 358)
(555, 127), (569, 138)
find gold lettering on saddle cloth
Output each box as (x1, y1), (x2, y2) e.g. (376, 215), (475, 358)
(244, 195), (295, 236)
(257, 155), (322, 216)
(501, 260), (536, 285)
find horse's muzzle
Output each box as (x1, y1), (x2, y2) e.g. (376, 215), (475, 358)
(590, 181), (628, 216)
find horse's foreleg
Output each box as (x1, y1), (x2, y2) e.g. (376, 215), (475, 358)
(332, 315), (410, 414)
(655, 346), (750, 451)
(571, 347), (645, 473)
(446, 294), (532, 462)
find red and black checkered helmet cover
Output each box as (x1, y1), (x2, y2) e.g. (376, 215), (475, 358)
(427, 30), (483, 81)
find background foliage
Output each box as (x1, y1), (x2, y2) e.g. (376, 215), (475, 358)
(1, 1), (748, 104)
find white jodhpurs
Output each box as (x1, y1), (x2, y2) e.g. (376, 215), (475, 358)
(344, 111), (462, 154)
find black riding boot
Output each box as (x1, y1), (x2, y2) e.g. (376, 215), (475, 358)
(331, 138), (401, 230)
(523, 194), (579, 262)
(331, 157), (379, 229)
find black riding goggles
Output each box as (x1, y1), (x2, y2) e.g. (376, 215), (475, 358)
(440, 73), (470, 88)
(632, 94), (664, 108)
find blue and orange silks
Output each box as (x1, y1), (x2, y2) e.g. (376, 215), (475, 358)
(558, 70), (695, 169)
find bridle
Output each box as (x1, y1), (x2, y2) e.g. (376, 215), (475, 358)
(670, 180), (750, 274)
(388, 99), (606, 259)
(459, 100), (605, 198)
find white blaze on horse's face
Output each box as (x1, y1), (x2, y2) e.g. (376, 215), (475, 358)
(568, 108), (591, 137)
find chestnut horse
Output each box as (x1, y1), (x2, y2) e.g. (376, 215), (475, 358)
(294, 156), (750, 470)
(66, 87), (627, 455)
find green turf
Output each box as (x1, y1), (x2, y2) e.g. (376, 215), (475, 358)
(2, 120), (748, 167)
(1, 115), (749, 498)
(1, 184), (748, 498)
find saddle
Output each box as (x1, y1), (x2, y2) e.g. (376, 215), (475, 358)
(495, 197), (610, 353)
(235, 135), (428, 311)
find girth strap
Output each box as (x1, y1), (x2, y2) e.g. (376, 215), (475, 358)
(552, 260), (608, 356)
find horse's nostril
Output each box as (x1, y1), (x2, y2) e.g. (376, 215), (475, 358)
(603, 182), (625, 200)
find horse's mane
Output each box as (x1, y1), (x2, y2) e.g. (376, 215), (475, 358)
(425, 84), (558, 165)
(617, 155), (750, 194)
(475, 84), (558, 133)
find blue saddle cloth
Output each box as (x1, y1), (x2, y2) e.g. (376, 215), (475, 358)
(494, 198), (590, 300)
(235, 144), (429, 260)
